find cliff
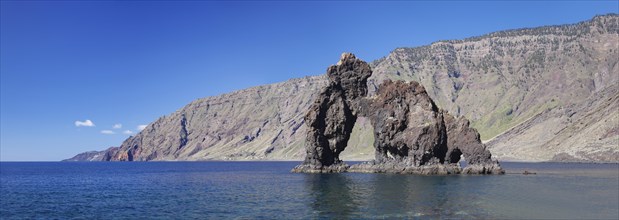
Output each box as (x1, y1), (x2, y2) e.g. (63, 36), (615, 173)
(369, 14), (618, 162)
(67, 14), (619, 162)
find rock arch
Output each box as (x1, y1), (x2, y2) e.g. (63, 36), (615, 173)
(292, 53), (503, 174)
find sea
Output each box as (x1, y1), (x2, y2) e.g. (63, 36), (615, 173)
(1, 161), (617, 219)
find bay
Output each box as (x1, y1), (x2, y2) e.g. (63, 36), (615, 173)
(1, 162), (617, 219)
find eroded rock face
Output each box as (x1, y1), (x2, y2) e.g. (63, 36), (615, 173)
(368, 80), (447, 166)
(297, 87), (356, 172)
(443, 114), (503, 174)
(293, 53), (503, 174)
(348, 80), (503, 174)
(292, 53), (372, 173)
(328, 53), (373, 113)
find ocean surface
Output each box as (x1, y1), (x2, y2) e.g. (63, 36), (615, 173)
(1, 162), (617, 219)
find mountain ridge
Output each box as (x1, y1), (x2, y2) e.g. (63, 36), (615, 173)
(66, 14), (619, 162)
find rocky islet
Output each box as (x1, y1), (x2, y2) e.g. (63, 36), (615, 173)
(292, 53), (503, 174)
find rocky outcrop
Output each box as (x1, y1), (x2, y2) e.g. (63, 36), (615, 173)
(366, 80), (447, 166)
(347, 80), (461, 174)
(292, 53), (372, 173)
(294, 53), (503, 174)
(444, 115), (503, 174)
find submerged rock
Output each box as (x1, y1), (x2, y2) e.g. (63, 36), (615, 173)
(293, 53), (504, 175)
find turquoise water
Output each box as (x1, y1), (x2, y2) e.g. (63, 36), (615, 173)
(1, 162), (617, 219)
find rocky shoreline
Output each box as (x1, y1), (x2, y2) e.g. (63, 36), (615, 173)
(291, 161), (504, 175)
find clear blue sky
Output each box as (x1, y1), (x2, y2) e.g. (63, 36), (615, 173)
(1, 1), (617, 161)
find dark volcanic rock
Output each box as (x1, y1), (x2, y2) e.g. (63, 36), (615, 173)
(444, 114), (489, 164)
(347, 160), (462, 175)
(294, 53), (503, 174)
(296, 87), (355, 172)
(292, 53), (371, 173)
(367, 80), (447, 166)
(327, 53), (373, 113)
(444, 114), (503, 174)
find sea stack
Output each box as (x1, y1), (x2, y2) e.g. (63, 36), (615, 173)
(291, 53), (372, 173)
(292, 53), (504, 174)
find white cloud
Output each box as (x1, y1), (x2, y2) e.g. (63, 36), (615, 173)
(75, 119), (95, 127)
(137, 125), (147, 131)
(123, 130), (133, 135)
(100, 130), (115, 135)
(112, 123), (122, 129)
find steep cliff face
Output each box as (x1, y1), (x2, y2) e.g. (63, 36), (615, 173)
(370, 15), (618, 141)
(109, 76), (329, 161)
(68, 14), (619, 162)
(487, 84), (619, 162)
(369, 14), (619, 161)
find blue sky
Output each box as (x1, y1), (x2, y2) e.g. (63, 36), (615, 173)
(1, 1), (617, 161)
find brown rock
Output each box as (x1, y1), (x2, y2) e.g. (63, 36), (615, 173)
(444, 114), (491, 163)
(294, 53), (503, 175)
(292, 53), (372, 173)
(367, 80), (448, 166)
